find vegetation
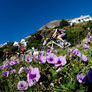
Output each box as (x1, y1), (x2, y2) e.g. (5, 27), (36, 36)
(59, 20), (70, 28)
(0, 20), (92, 91)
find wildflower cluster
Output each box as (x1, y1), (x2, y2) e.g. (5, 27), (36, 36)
(68, 48), (87, 62)
(0, 49), (67, 91)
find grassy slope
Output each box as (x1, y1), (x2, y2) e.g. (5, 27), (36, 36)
(0, 21), (92, 91)
(0, 38), (92, 92)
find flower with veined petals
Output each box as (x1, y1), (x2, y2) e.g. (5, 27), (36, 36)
(27, 68), (40, 87)
(25, 56), (32, 63)
(72, 48), (79, 56)
(55, 56), (67, 66)
(47, 53), (58, 64)
(39, 55), (46, 63)
(9, 60), (19, 66)
(17, 81), (28, 90)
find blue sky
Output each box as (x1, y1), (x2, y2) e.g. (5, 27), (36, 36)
(0, 0), (92, 44)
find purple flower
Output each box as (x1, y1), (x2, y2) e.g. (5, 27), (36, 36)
(47, 49), (52, 53)
(77, 74), (85, 83)
(77, 52), (81, 57)
(17, 81), (28, 90)
(55, 56), (67, 66)
(1, 62), (9, 69)
(76, 45), (80, 48)
(25, 56), (32, 63)
(18, 67), (24, 74)
(24, 68), (29, 73)
(0, 65), (4, 70)
(2, 71), (9, 77)
(6, 66), (11, 69)
(83, 44), (89, 49)
(47, 53), (58, 64)
(87, 66), (92, 83)
(39, 51), (44, 56)
(27, 68), (40, 87)
(10, 69), (16, 74)
(68, 49), (73, 53)
(9, 60), (15, 66)
(14, 60), (19, 64)
(34, 55), (38, 63)
(39, 55), (46, 63)
(72, 48), (79, 55)
(9, 60), (19, 66)
(82, 55), (87, 62)
(85, 39), (90, 44)
(29, 65), (33, 71)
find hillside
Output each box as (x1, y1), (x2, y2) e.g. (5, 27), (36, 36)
(0, 18), (92, 91)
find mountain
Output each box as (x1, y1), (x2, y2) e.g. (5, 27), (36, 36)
(0, 15), (92, 60)
(39, 20), (61, 30)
